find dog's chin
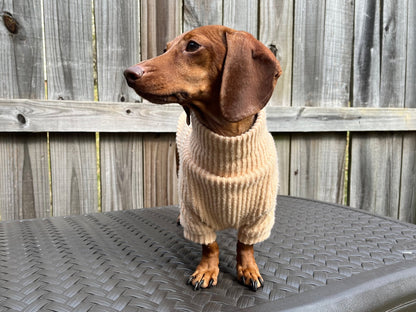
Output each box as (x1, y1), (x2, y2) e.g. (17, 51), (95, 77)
(137, 91), (189, 105)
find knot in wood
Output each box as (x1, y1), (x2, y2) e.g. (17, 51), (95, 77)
(17, 113), (26, 125)
(269, 44), (278, 57)
(2, 12), (18, 34)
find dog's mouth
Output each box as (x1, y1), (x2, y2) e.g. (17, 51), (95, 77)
(135, 91), (190, 104)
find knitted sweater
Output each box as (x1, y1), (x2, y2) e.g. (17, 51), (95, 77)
(176, 110), (278, 245)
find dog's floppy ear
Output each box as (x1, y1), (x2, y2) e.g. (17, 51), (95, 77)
(220, 31), (282, 122)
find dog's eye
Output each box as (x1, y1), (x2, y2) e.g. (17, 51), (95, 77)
(186, 41), (200, 52)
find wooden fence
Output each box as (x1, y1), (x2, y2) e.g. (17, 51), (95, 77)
(0, 0), (415, 223)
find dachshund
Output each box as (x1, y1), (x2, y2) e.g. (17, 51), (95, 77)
(125, 25), (281, 291)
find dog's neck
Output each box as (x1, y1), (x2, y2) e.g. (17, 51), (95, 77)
(183, 105), (255, 137)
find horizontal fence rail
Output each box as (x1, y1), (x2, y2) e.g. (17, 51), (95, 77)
(1, 99), (416, 133)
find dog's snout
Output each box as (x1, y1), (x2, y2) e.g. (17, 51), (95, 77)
(124, 66), (144, 83)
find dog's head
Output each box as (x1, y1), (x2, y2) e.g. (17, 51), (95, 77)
(124, 25), (282, 123)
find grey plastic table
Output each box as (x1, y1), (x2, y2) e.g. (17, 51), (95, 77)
(1, 196), (416, 311)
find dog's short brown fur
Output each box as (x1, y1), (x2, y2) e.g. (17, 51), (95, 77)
(125, 25), (281, 291)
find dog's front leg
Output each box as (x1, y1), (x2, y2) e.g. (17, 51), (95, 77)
(187, 241), (220, 290)
(236, 241), (264, 291)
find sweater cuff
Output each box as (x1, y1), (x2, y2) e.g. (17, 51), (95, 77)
(183, 230), (217, 246)
(237, 208), (275, 245)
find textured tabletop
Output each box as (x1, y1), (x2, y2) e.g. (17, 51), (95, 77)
(1, 196), (416, 311)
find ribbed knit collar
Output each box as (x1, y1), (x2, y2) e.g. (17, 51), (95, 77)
(188, 110), (271, 177)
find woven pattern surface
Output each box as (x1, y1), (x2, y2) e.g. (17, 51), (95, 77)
(1, 196), (416, 311)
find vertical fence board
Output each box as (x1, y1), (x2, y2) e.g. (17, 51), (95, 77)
(350, 0), (380, 213)
(260, 0), (293, 195)
(351, 0), (408, 218)
(143, 134), (178, 208)
(399, 3), (416, 222)
(94, 0), (144, 211)
(0, 0), (49, 220)
(223, 0), (258, 36)
(184, 0), (222, 31)
(141, 0), (182, 60)
(291, 0), (352, 203)
(44, 0), (97, 216)
(141, 0), (181, 207)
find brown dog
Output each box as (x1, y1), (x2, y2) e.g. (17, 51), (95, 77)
(125, 25), (281, 291)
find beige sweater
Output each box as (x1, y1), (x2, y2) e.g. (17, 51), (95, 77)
(176, 110), (278, 245)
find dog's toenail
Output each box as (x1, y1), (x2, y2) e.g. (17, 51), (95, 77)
(194, 279), (203, 291)
(250, 279), (258, 291)
(187, 275), (195, 285)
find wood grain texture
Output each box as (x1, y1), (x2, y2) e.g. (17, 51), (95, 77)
(99, 134), (143, 211)
(49, 133), (98, 216)
(95, 0), (141, 103)
(223, 0), (258, 36)
(183, 0), (222, 31)
(352, 0), (380, 108)
(291, 0), (353, 203)
(43, 0), (97, 216)
(0, 0), (49, 220)
(350, 133), (403, 217)
(94, 0), (144, 211)
(143, 134), (178, 208)
(350, 0), (408, 219)
(259, 0), (293, 196)
(1, 99), (416, 132)
(140, 0), (181, 208)
(140, 0), (181, 60)
(0, 134), (49, 220)
(399, 1), (416, 222)
(274, 135), (290, 196)
(259, 0), (293, 108)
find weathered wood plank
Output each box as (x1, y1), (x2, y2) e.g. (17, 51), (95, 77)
(143, 134), (178, 208)
(352, 0), (380, 108)
(350, 0), (408, 219)
(183, 0), (222, 31)
(98, 134), (144, 211)
(140, 0), (181, 60)
(273, 135), (290, 195)
(43, 0), (98, 216)
(291, 0), (353, 203)
(140, 0), (181, 208)
(94, 0), (141, 103)
(350, 0), (381, 214)
(259, 0), (293, 195)
(1, 99), (416, 132)
(259, 0), (293, 108)
(0, 134), (49, 220)
(223, 0), (258, 35)
(94, 0), (143, 211)
(49, 133), (98, 216)
(350, 132), (403, 216)
(0, 0), (49, 220)
(399, 2), (416, 222)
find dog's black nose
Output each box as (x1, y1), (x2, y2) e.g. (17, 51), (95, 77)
(124, 66), (144, 83)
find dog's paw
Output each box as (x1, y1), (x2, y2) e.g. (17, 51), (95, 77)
(186, 242), (220, 290)
(236, 241), (264, 292)
(237, 263), (264, 291)
(187, 266), (219, 290)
